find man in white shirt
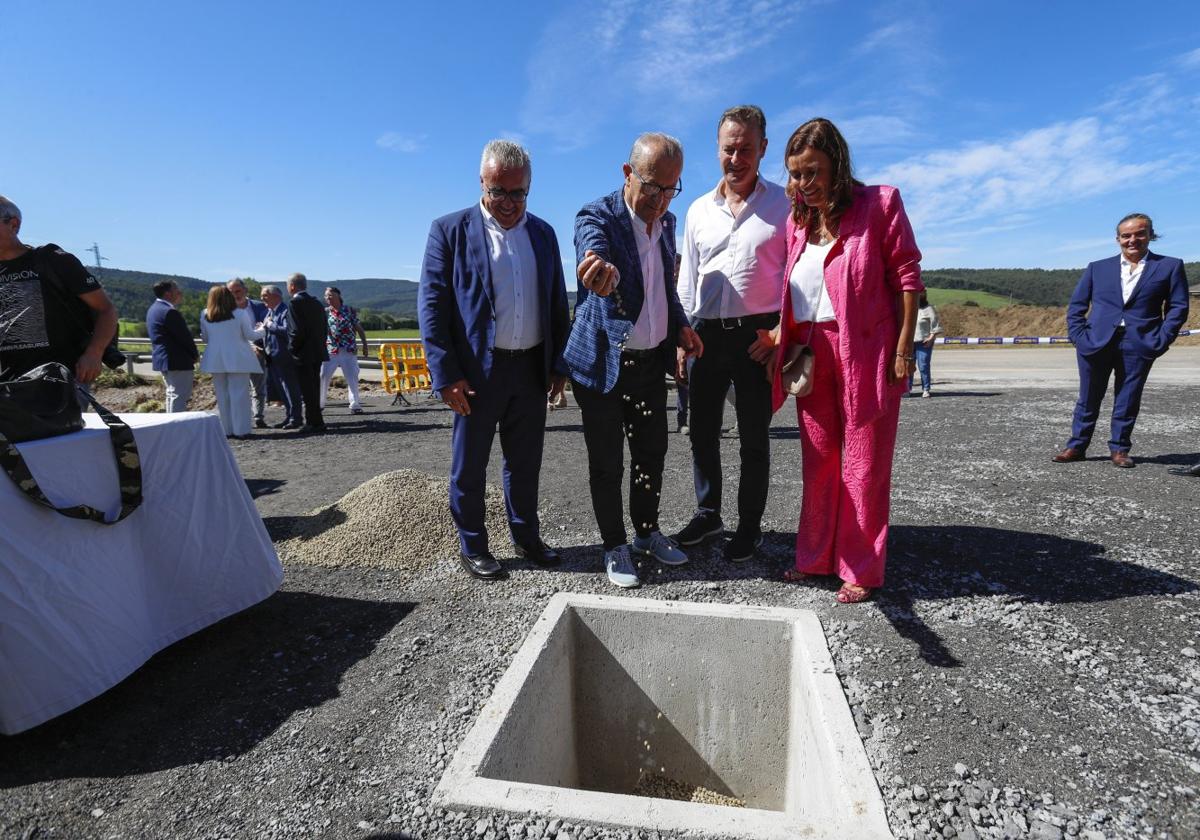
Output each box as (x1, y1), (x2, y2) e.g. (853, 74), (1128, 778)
(674, 105), (789, 561)
(1054, 213), (1189, 468)
(418, 140), (571, 580)
(564, 133), (704, 588)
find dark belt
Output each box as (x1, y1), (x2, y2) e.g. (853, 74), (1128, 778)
(492, 343), (543, 357)
(696, 312), (778, 330)
(620, 347), (659, 361)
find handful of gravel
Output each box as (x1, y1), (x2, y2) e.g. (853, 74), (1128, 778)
(631, 773), (745, 808)
(274, 468), (509, 572)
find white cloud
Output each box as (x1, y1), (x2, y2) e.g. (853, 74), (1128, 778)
(867, 117), (1177, 233)
(376, 132), (426, 153)
(519, 0), (797, 150)
(1179, 47), (1200, 69)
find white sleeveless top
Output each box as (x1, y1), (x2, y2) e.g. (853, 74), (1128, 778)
(789, 239), (837, 323)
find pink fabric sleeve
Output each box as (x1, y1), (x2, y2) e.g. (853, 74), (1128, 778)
(880, 188), (923, 294)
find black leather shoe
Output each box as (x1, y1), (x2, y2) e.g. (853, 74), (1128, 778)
(255, 418), (269, 429)
(673, 512), (724, 546)
(460, 551), (506, 580)
(1168, 462), (1200, 477)
(514, 538), (561, 567)
(723, 529), (764, 563)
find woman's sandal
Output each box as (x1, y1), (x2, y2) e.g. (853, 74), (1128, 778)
(782, 568), (818, 583)
(835, 583), (874, 604)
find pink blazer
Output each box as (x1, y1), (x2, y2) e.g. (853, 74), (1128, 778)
(771, 184), (924, 426)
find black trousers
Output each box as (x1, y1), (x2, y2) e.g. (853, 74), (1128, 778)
(688, 313), (777, 532)
(296, 361), (324, 428)
(572, 351), (669, 550)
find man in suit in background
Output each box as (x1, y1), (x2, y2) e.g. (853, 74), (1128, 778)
(1053, 213), (1189, 468)
(145, 280), (199, 412)
(227, 278), (270, 429)
(565, 133), (704, 589)
(286, 272), (329, 434)
(419, 139), (571, 582)
(260, 284), (303, 429)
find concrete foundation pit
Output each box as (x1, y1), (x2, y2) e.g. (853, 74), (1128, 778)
(434, 593), (892, 839)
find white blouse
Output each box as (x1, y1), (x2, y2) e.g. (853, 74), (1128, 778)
(789, 240), (837, 323)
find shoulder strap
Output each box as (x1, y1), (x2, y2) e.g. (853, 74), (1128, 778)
(0, 389), (142, 524)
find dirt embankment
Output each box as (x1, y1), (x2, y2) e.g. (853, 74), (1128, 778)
(937, 304), (1200, 344)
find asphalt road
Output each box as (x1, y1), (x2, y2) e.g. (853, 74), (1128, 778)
(2, 355), (1198, 840)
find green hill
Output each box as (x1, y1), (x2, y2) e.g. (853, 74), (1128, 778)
(924, 262), (1200, 306)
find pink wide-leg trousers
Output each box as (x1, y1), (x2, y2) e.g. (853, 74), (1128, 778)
(790, 321), (900, 588)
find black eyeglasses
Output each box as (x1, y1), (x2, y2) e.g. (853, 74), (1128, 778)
(485, 187), (529, 204)
(628, 166), (683, 199)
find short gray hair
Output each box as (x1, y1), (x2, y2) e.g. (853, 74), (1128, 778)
(629, 132), (684, 172)
(480, 139), (531, 176)
(288, 272), (308, 290)
(0, 195), (20, 223)
(226, 278), (247, 291)
(1117, 212), (1159, 241)
(261, 284), (282, 297)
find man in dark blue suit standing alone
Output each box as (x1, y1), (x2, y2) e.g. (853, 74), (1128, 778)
(145, 280), (198, 412)
(419, 139), (571, 581)
(1053, 213), (1189, 468)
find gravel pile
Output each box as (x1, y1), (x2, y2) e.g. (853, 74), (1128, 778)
(275, 469), (509, 571)
(631, 773), (745, 808)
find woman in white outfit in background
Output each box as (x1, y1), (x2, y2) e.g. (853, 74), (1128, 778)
(200, 285), (265, 438)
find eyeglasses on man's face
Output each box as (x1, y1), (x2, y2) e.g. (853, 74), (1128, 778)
(628, 166), (683, 199)
(485, 187), (529, 204)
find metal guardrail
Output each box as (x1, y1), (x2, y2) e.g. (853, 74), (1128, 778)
(117, 336), (419, 373)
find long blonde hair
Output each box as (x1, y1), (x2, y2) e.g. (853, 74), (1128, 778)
(205, 285), (236, 323)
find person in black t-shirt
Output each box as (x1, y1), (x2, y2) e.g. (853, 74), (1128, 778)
(0, 195), (118, 384)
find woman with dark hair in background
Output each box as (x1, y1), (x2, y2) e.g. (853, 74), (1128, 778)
(200, 285), (266, 439)
(749, 118), (923, 603)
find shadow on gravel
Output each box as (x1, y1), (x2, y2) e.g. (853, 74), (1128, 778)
(0, 591), (415, 784)
(879, 525), (1198, 667)
(263, 507), (348, 541)
(245, 477), (287, 498)
(1132, 451), (1200, 466)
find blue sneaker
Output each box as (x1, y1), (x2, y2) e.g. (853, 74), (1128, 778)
(633, 530), (688, 567)
(605, 544), (641, 588)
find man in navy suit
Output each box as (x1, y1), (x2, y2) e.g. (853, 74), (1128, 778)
(418, 139), (571, 581)
(565, 133), (704, 589)
(1053, 213), (1189, 468)
(145, 280), (198, 412)
(260, 284), (303, 429)
(286, 272), (330, 434)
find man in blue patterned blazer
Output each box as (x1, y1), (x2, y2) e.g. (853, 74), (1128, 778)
(565, 133), (705, 589)
(419, 140), (571, 581)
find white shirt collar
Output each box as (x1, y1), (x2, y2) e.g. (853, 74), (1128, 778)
(1120, 252), (1148, 268)
(714, 174), (766, 206)
(479, 200), (527, 233)
(625, 199), (661, 243)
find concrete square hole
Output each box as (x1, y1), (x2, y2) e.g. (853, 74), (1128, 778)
(434, 593), (891, 839)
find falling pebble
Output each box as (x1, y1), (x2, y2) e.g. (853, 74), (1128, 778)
(91, 809), (104, 818)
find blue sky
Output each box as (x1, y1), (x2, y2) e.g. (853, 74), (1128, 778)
(6, 1), (1199, 285)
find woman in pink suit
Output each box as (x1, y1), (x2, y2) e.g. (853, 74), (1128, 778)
(750, 118), (923, 603)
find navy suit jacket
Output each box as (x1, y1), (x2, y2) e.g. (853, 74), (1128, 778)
(263, 301), (293, 357)
(1067, 252), (1189, 358)
(145, 298), (198, 372)
(418, 205), (570, 392)
(288, 291), (330, 365)
(564, 189), (688, 393)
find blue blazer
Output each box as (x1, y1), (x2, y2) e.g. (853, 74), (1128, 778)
(263, 301), (293, 357)
(1067, 252), (1189, 358)
(418, 205), (570, 392)
(564, 190), (688, 393)
(145, 298), (198, 372)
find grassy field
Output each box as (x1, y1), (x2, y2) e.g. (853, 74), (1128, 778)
(925, 288), (1014, 309)
(366, 329), (421, 339)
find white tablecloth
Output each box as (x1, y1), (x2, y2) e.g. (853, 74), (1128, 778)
(0, 411), (283, 734)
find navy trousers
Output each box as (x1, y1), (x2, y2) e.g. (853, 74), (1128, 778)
(267, 353), (303, 425)
(450, 350), (546, 556)
(687, 314), (777, 533)
(1067, 328), (1155, 454)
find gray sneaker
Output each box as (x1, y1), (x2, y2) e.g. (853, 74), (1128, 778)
(605, 544), (641, 588)
(632, 530), (688, 566)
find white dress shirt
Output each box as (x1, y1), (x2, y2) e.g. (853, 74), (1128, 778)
(480, 201), (541, 350)
(677, 176), (789, 319)
(789, 240), (837, 323)
(624, 201), (669, 350)
(1118, 254), (1146, 327)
